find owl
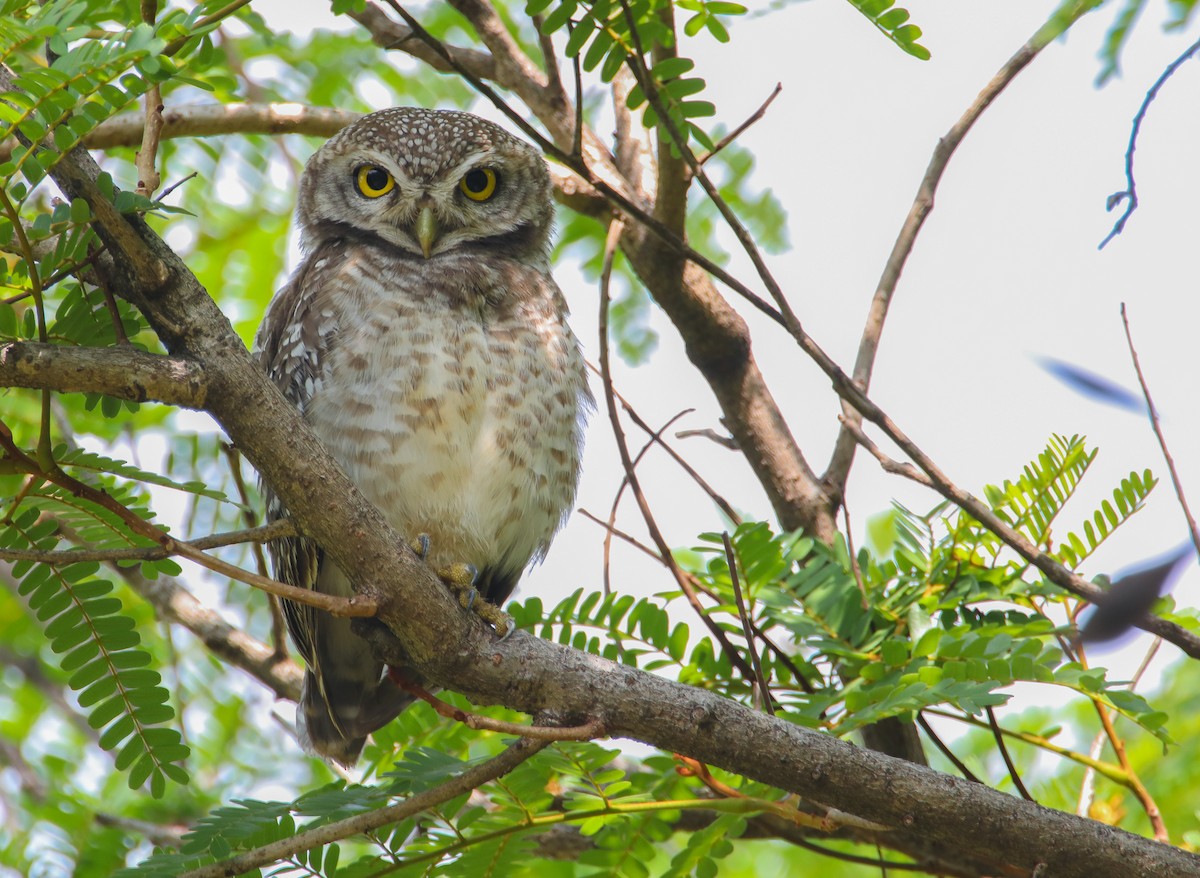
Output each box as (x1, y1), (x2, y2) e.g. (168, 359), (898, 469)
(255, 107), (590, 766)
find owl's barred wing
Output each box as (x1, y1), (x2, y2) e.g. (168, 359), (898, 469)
(253, 248), (343, 673)
(255, 248), (341, 410)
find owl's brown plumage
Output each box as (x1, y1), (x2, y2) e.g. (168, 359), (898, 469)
(255, 107), (589, 765)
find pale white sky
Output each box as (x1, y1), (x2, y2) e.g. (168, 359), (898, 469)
(243, 1), (1199, 707)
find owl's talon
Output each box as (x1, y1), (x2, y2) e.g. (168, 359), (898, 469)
(434, 560), (512, 636)
(410, 533), (431, 561)
(496, 617), (515, 641)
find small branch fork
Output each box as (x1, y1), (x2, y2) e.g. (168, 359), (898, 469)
(0, 423), (374, 619)
(1099, 35), (1200, 249)
(824, 11), (1096, 494)
(596, 218), (758, 685)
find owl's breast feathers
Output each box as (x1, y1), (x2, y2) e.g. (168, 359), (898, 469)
(257, 237), (590, 597)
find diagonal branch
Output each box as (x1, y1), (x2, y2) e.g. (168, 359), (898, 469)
(825, 6), (1106, 494)
(179, 737), (550, 878)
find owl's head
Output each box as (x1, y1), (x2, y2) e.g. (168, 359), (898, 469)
(297, 107), (554, 264)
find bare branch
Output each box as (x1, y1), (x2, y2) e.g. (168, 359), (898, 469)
(0, 341), (207, 407)
(723, 532), (774, 715)
(986, 706), (1034, 802)
(599, 218), (757, 683)
(135, 1), (164, 198)
(697, 84), (782, 168)
(1121, 303), (1200, 557)
(825, 16), (1080, 493)
(0, 520), (293, 566)
(1100, 35), (1200, 248)
(179, 737), (551, 878)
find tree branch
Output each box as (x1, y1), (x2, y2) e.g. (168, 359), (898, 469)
(180, 737), (551, 878)
(358, 616), (1198, 878)
(0, 341), (207, 407)
(0, 103), (363, 162)
(825, 12), (1088, 495)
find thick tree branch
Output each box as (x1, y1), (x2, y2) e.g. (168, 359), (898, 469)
(349, 0), (498, 80)
(0, 341), (207, 407)
(357, 618), (1198, 878)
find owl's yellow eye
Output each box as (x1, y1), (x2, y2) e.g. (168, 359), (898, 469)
(355, 165), (395, 198)
(459, 167), (498, 202)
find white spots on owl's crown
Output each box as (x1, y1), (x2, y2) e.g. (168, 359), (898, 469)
(323, 107), (531, 181)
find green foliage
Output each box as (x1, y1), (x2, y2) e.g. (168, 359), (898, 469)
(1096, 0), (1200, 84)
(0, 440), (235, 797)
(0, 504), (189, 797)
(532, 0), (747, 151)
(846, 0), (930, 60)
(118, 738), (762, 877)
(0, 1), (180, 192)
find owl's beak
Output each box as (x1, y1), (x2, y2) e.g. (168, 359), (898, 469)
(416, 206), (438, 259)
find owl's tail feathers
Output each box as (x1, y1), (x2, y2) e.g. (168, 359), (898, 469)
(297, 671), (413, 767)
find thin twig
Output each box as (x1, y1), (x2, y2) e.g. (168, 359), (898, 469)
(178, 737), (551, 878)
(0, 519), (294, 565)
(923, 708), (1130, 784)
(1085, 679), (1167, 841)
(0, 425), (372, 617)
(1120, 303), (1200, 558)
(135, 0), (164, 197)
(588, 363), (741, 524)
(838, 415), (933, 488)
(916, 714), (983, 785)
(92, 253), (131, 345)
(602, 408), (691, 594)
(986, 706), (1034, 802)
(596, 218), (757, 683)
(722, 532), (774, 715)
(696, 83), (782, 168)
(841, 503), (868, 607)
(155, 171), (198, 202)
(674, 427), (738, 450)
(1100, 36), (1200, 248)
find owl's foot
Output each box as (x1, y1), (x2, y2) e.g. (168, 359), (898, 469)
(435, 560), (514, 638)
(410, 533), (432, 560)
(409, 533), (514, 637)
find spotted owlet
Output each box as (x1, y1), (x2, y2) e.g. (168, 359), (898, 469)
(255, 107), (590, 766)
